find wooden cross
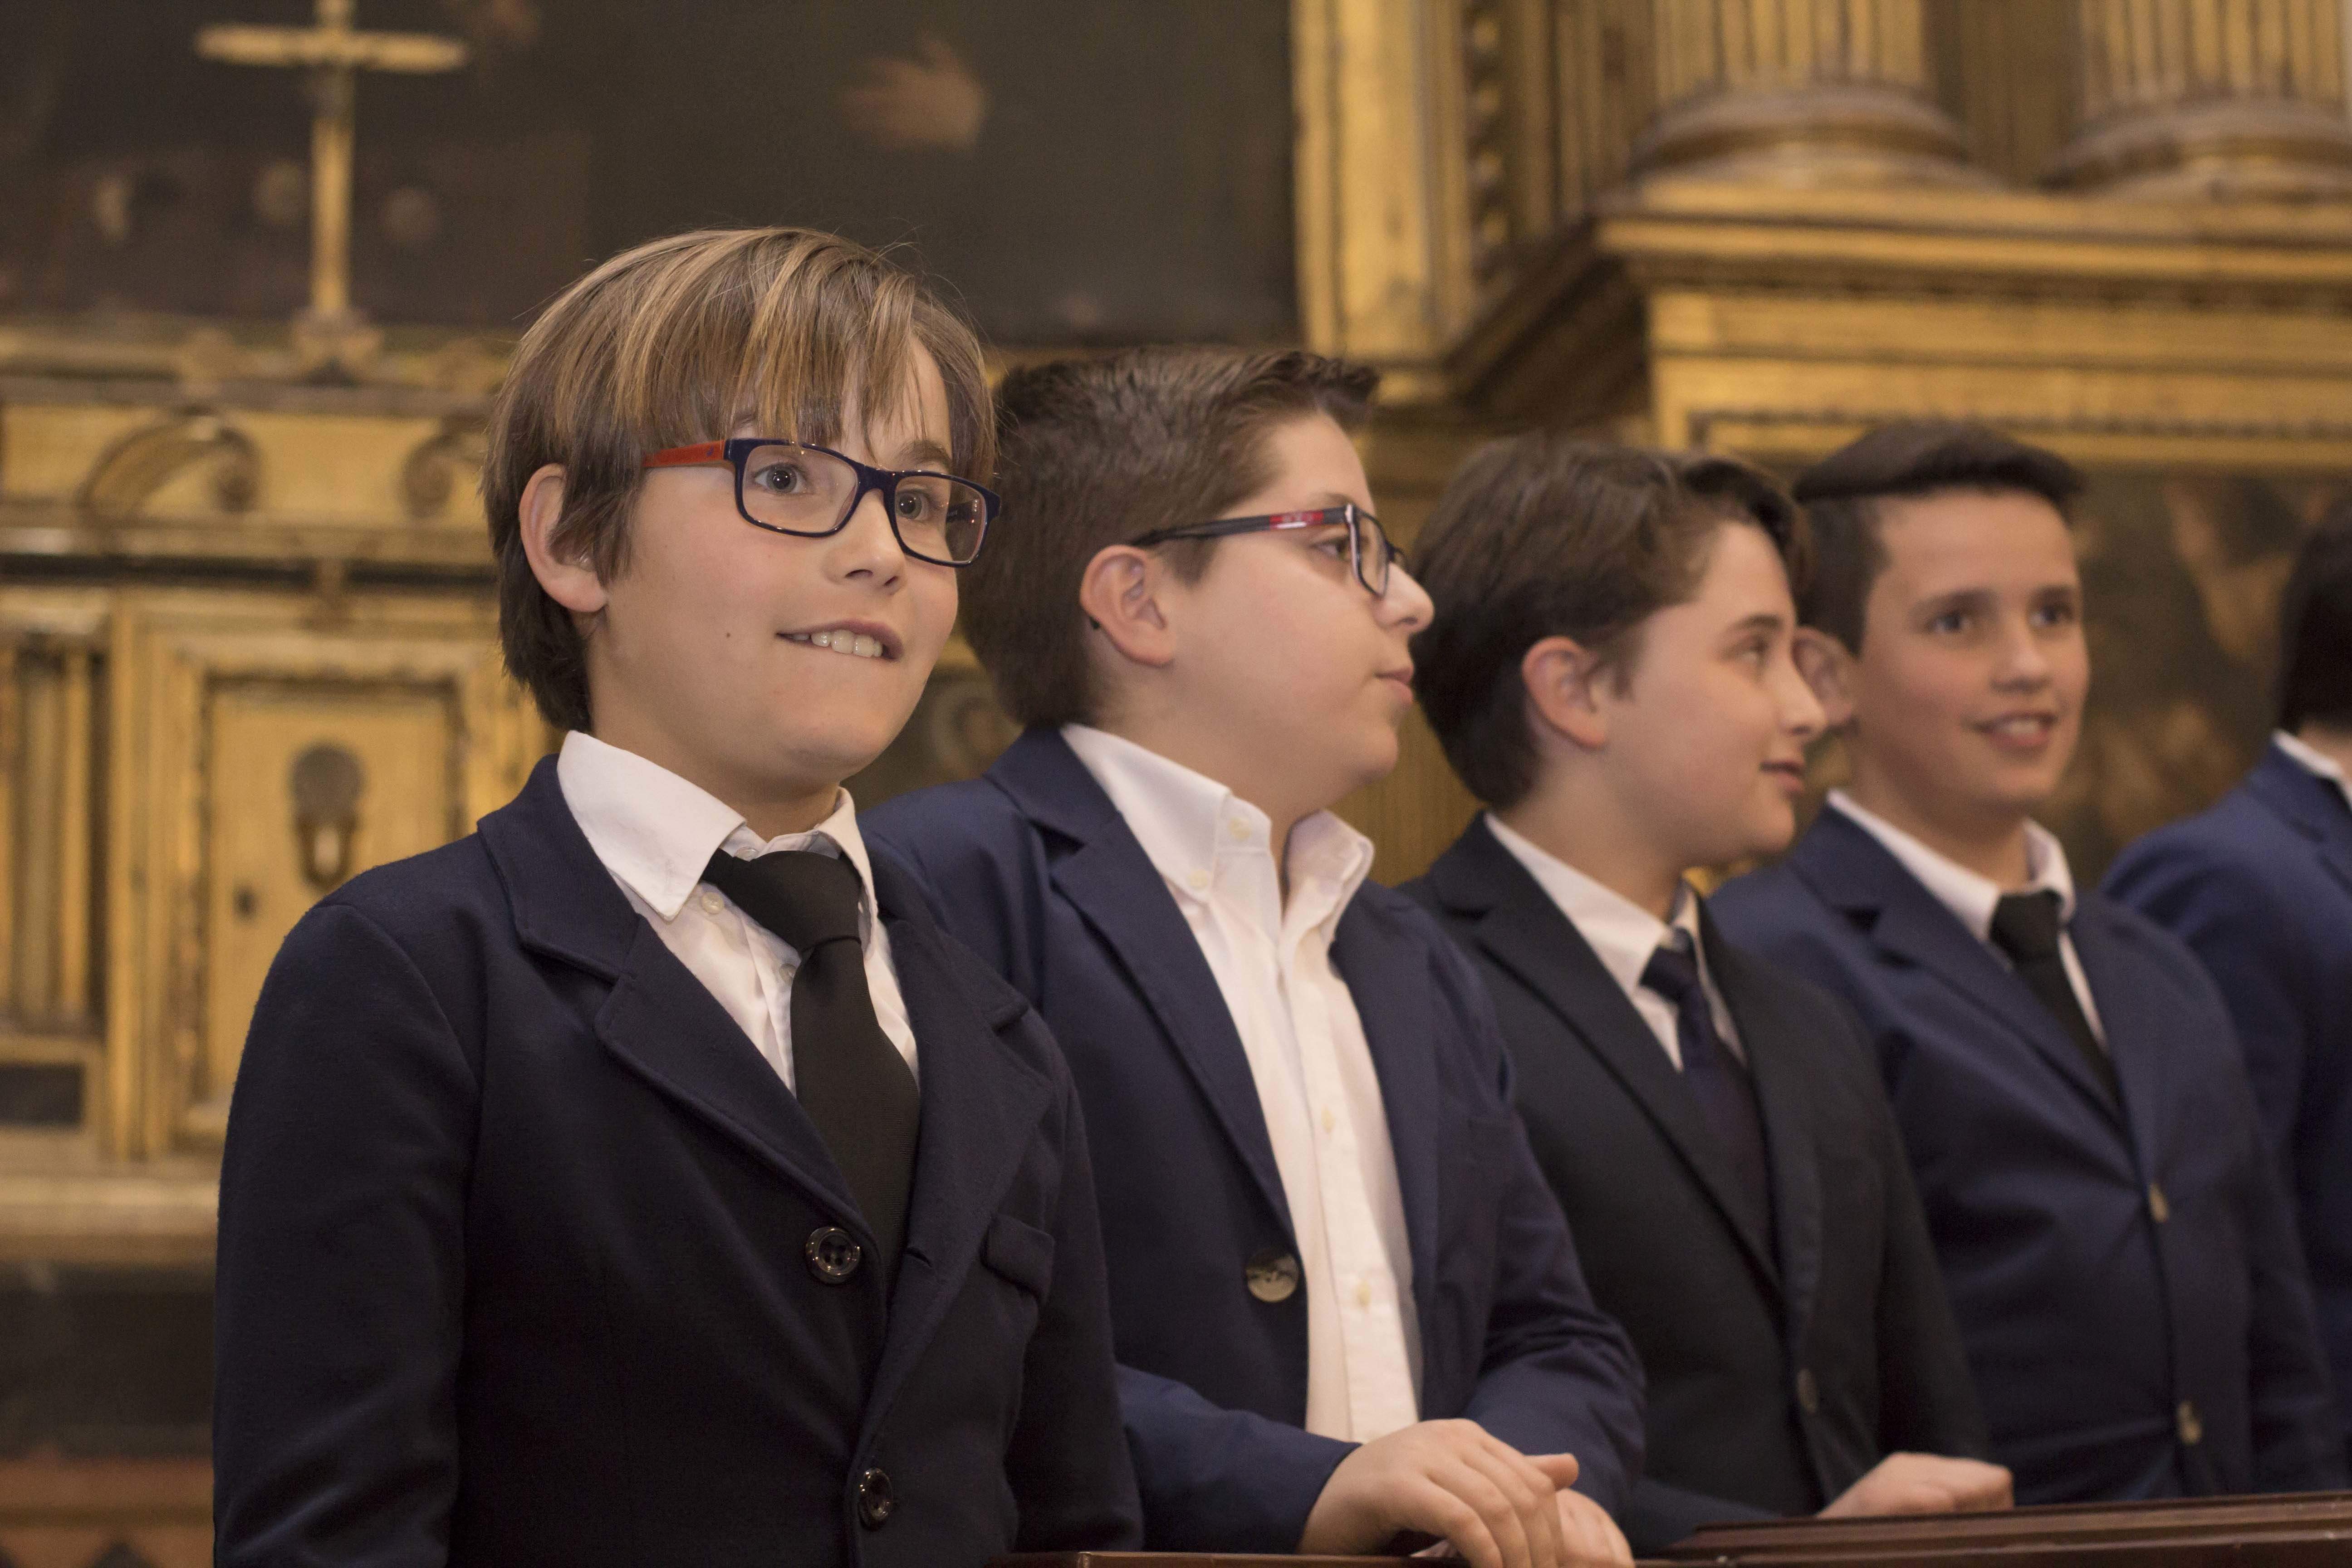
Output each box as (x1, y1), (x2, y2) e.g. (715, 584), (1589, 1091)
(197, 0), (469, 328)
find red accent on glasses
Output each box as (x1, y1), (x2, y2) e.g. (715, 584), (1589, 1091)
(643, 441), (728, 468)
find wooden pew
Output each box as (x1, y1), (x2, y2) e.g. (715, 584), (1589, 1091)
(1655, 1492), (2352, 1565)
(997, 1492), (2352, 1568)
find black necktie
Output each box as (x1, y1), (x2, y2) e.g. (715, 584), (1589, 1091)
(1989, 890), (2117, 1100)
(702, 848), (920, 1275)
(1643, 932), (1775, 1251)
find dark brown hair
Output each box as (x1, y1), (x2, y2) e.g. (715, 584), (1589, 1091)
(1792, 421), (2083, 652)
(960, 347), (1380, 727)
(483, 227), (993, 732)
(2279, 499), (2352, 734)
(1411, 436), (1802, 810)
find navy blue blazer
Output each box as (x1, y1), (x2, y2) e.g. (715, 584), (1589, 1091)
(214, 759), (1142, 1568)
(2107, 740), (2352, 1457)
(1407, 818), (1986, 1551)
(866, 730), (1645, 1553)
(1714, 808), (2342, 1505)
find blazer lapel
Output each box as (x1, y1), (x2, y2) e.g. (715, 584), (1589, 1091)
(2066, 898), (2176, 1183)
(1432, 822), (1779, 1287)
(866, 867), (1056, 1420)
(990, 731), (1295, 1241)
(2249, 740), (2352, 903)
(479, 762), (861, 1216)
(592, 925), (859, 1213)
(1704, 913), (1824, 1344)
(1329, 906), (1441, 1326)
(1794, 810), (2127, 1135)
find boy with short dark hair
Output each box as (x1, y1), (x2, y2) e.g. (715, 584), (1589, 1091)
(214, 228), (1142, 1568)
(869, 348), (1644, 1568)
(1713, 421), (2344, 1503)
(1402, 436), (2003, 1553)
(2107, 505), (2352, 1465)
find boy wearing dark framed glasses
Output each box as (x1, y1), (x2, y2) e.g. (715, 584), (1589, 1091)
(869, 347), (1643, 1568)
(213, 228), (1141, 1568)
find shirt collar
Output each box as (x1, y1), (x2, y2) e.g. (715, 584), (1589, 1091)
(1826, 788), (2074, 941)
(1061, 723), (1374, 935)
(1484, 813), (1702, 997)
(556, 729), (877, 926)
(2275, 730), (2352, 812)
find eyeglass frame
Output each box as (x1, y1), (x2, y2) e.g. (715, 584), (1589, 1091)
(1129, 503), (1406, 598)
(641, 436), (1002, 568)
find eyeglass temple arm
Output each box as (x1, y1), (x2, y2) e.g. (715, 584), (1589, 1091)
(1131, 509), (1354, 548)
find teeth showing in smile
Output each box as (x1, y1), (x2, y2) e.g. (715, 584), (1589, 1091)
(784, 630), (887, 660)
(1986, 715), (2051, 739)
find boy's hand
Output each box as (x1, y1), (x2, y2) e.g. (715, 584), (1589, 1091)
(1820, 1453), (2014, 1518)
(1554, 1485), (1634, 1565)
(1297, 1419), (1581, 1568)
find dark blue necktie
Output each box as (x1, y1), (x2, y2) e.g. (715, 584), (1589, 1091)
(702, 848), (920, 1277)
(1643, 931), (1774, 1251)
(1989, 890), (2117, 1101)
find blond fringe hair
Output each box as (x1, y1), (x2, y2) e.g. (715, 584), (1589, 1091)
(484, 227), (991, 732)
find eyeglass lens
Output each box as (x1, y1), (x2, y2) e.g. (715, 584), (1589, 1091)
(740, 443), (988, 564)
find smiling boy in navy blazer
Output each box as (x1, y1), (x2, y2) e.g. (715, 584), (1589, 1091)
(2107, 509), (2352, 1464)
(1713, 422), (2342, 1504)
(212, 229), (1141, 1568)
(1401, 438), (2004, 1553)
(868, 348), (1644, 1568)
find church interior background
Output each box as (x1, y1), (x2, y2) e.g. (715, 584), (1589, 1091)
(4, 0), (2352, 1558)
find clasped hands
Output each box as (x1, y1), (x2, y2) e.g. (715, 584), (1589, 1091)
(1297, 1419), (1632, 1568)
(1297, 1424), (2014, 1567)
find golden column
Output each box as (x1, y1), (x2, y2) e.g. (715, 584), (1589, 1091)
(2050, 0), (2352, 197)
(1632, 0), (1982, 184)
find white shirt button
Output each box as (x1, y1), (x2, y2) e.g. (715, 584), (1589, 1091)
(1187, 868), (1210, 892)
(699, 890), (725, 915)
(1321, 1105), (1336, 1134)
(1228, 818), (1252, 841)
(1354, 1277), (1372, 1308)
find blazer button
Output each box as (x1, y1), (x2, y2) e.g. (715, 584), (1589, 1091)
(2148, 1183), (2171, 1224)
(1794, 1367), (1820, 1415)
(1246, 1248), (1301, 1303)
(805, 1226), (863, 1285)
(2176, 1399), (2204, 1446)
(857, 1466), (895, 1529)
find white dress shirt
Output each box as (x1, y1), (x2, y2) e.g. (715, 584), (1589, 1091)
(2276, 730), (2352, 813)
(556, 730), (919, 1090)
(1484, 814), (1742, 1069)
(1826, 789), (2106, 1045)
(1062, 723), (1421, 1444)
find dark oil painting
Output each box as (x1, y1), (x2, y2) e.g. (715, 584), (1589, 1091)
(0, 0), (1297, 346)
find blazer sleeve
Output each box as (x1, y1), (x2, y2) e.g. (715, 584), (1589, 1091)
(2216, 1010), (2351, 1491)
(214, 901), (477, 1568)
(1005, 1043), (1148, 1551)
(1440, 936), (1648, 1515)
(1117, 1364), (1357, 1553)
(2107, 847), (2313, 1199)
(1622, 1477), (1776, 1553)
(1858, 1004), (1991, 1463)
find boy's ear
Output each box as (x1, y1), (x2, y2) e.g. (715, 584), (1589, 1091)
(1520, 634), (1611, 753)
(1792, 627), (1857, 729)
(518, 464), (609, 616)
(1077, 544), (1178, 671)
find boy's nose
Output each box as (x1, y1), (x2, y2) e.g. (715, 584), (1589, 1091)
(1993, 617), (2055, 685)
(1778, 660), (1828, 739)
(833, 489), (909, 583)
(1382, 564), (1436, 632)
